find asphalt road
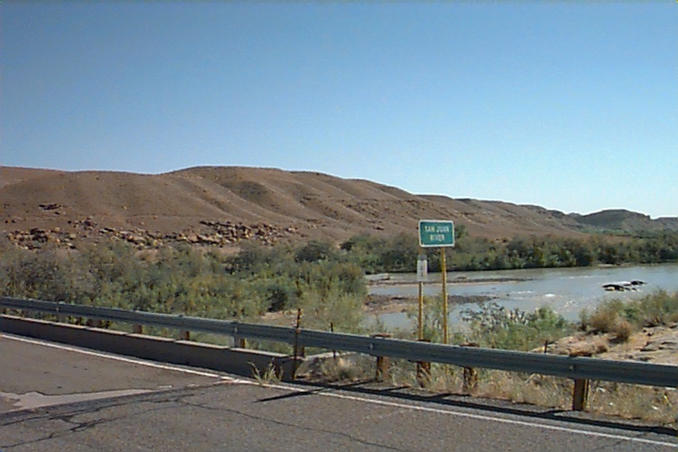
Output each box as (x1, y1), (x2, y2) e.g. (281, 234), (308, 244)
(1, 333), (676, 451)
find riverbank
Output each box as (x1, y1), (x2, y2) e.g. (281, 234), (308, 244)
(365, 293), (494, 316)
(366, 273), (529, 286)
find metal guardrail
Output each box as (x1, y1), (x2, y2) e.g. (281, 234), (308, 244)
(2, 296), (677, 388)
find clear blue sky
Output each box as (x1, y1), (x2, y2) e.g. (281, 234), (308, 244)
(2, 2), (676, 218)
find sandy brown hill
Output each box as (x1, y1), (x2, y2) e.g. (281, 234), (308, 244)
(1, 165), (594, 246)
(572, 209), (678, 233)
(0, 166), (64, 189)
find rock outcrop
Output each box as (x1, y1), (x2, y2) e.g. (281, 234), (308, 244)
(540, 323), (678, 365)
(4, 217), (296, 250)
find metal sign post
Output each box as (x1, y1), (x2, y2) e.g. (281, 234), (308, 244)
(441, 248), (448, 344)
(416, 254), (427, 340)
(418, 220), (454, 344)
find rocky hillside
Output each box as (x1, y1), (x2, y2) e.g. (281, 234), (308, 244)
(1, 165), (675, 249)
(571, 209), (678, 233)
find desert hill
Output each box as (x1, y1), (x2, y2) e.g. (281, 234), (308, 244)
(1, 165), (675, 249)
(571, 209), (678, 233)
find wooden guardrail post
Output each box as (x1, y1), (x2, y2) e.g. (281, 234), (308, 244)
(572, 378), (590, 411)
(181, 330), (190, 341)
(462, 342), (479, 394)
(416, 338), (431, 387)
(132, 324), (143, 334)
(372, 333), (392, 382)
(330, 322), (337, 360)
(463, 366), (478, 394)
(233, 322), (247, 348)
(54, 305), (65, 323)
(292, 308), (304, 378)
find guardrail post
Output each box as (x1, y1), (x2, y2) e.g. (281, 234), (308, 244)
(572, 378), (590, 411)
(330, 322), (336, 360)
(372, 333), (391, 382)
(181, 330), (190, 341)
(462, 342), (479, 394)
(416, 338), (431, 387)
(463, 366), (478, 394)
(132, 324), (143, 334)
(293, 308), (304, 379)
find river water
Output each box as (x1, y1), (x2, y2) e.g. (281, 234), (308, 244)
(367, 263), (678, 330)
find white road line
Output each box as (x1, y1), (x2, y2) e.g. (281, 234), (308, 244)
(3, 333), (675, 448)
(0, 333), (246, 382)
(244, 382), (678, 448)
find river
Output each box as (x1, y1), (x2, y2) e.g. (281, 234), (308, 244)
(366, 263), (678, 330)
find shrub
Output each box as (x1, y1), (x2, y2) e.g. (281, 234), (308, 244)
(613, 319), (633, 342)
(635, 290), (678, 326)
(459, 303), (573, 351)
(295, 241), (335, 263)
(581, 291), (678, 334)
(588, 307), (620, 334)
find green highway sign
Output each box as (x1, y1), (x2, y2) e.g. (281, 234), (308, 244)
(418, 220), (455, 248)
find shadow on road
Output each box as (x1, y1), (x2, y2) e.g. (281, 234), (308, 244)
(259, 378), (677, 438)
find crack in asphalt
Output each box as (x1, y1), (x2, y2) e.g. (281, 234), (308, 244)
(0, 388), (204, 449)
(2, 387), (406, 451)
(0, 398), (183, 449)
(0, 383), (405, 452)
(176, 399), (409, 451)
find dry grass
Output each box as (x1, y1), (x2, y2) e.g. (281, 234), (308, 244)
(299, 353), (374, 382)
(584, 291), (678, 335)
(589, 382), (677, 425)
(588, 306), (620, 334)
(612, 319), (633, 342)
(250, 362), (282, 385)
(311, 356), (677, 428)
(457, 370), (570, 409)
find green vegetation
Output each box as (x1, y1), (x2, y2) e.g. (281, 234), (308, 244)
(460, 303), (573, 351)
(406, 291), (678, 351)
(340, 231), (678, 273)
(0, 239), (366, 334)
(418, 297), (572, 351)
